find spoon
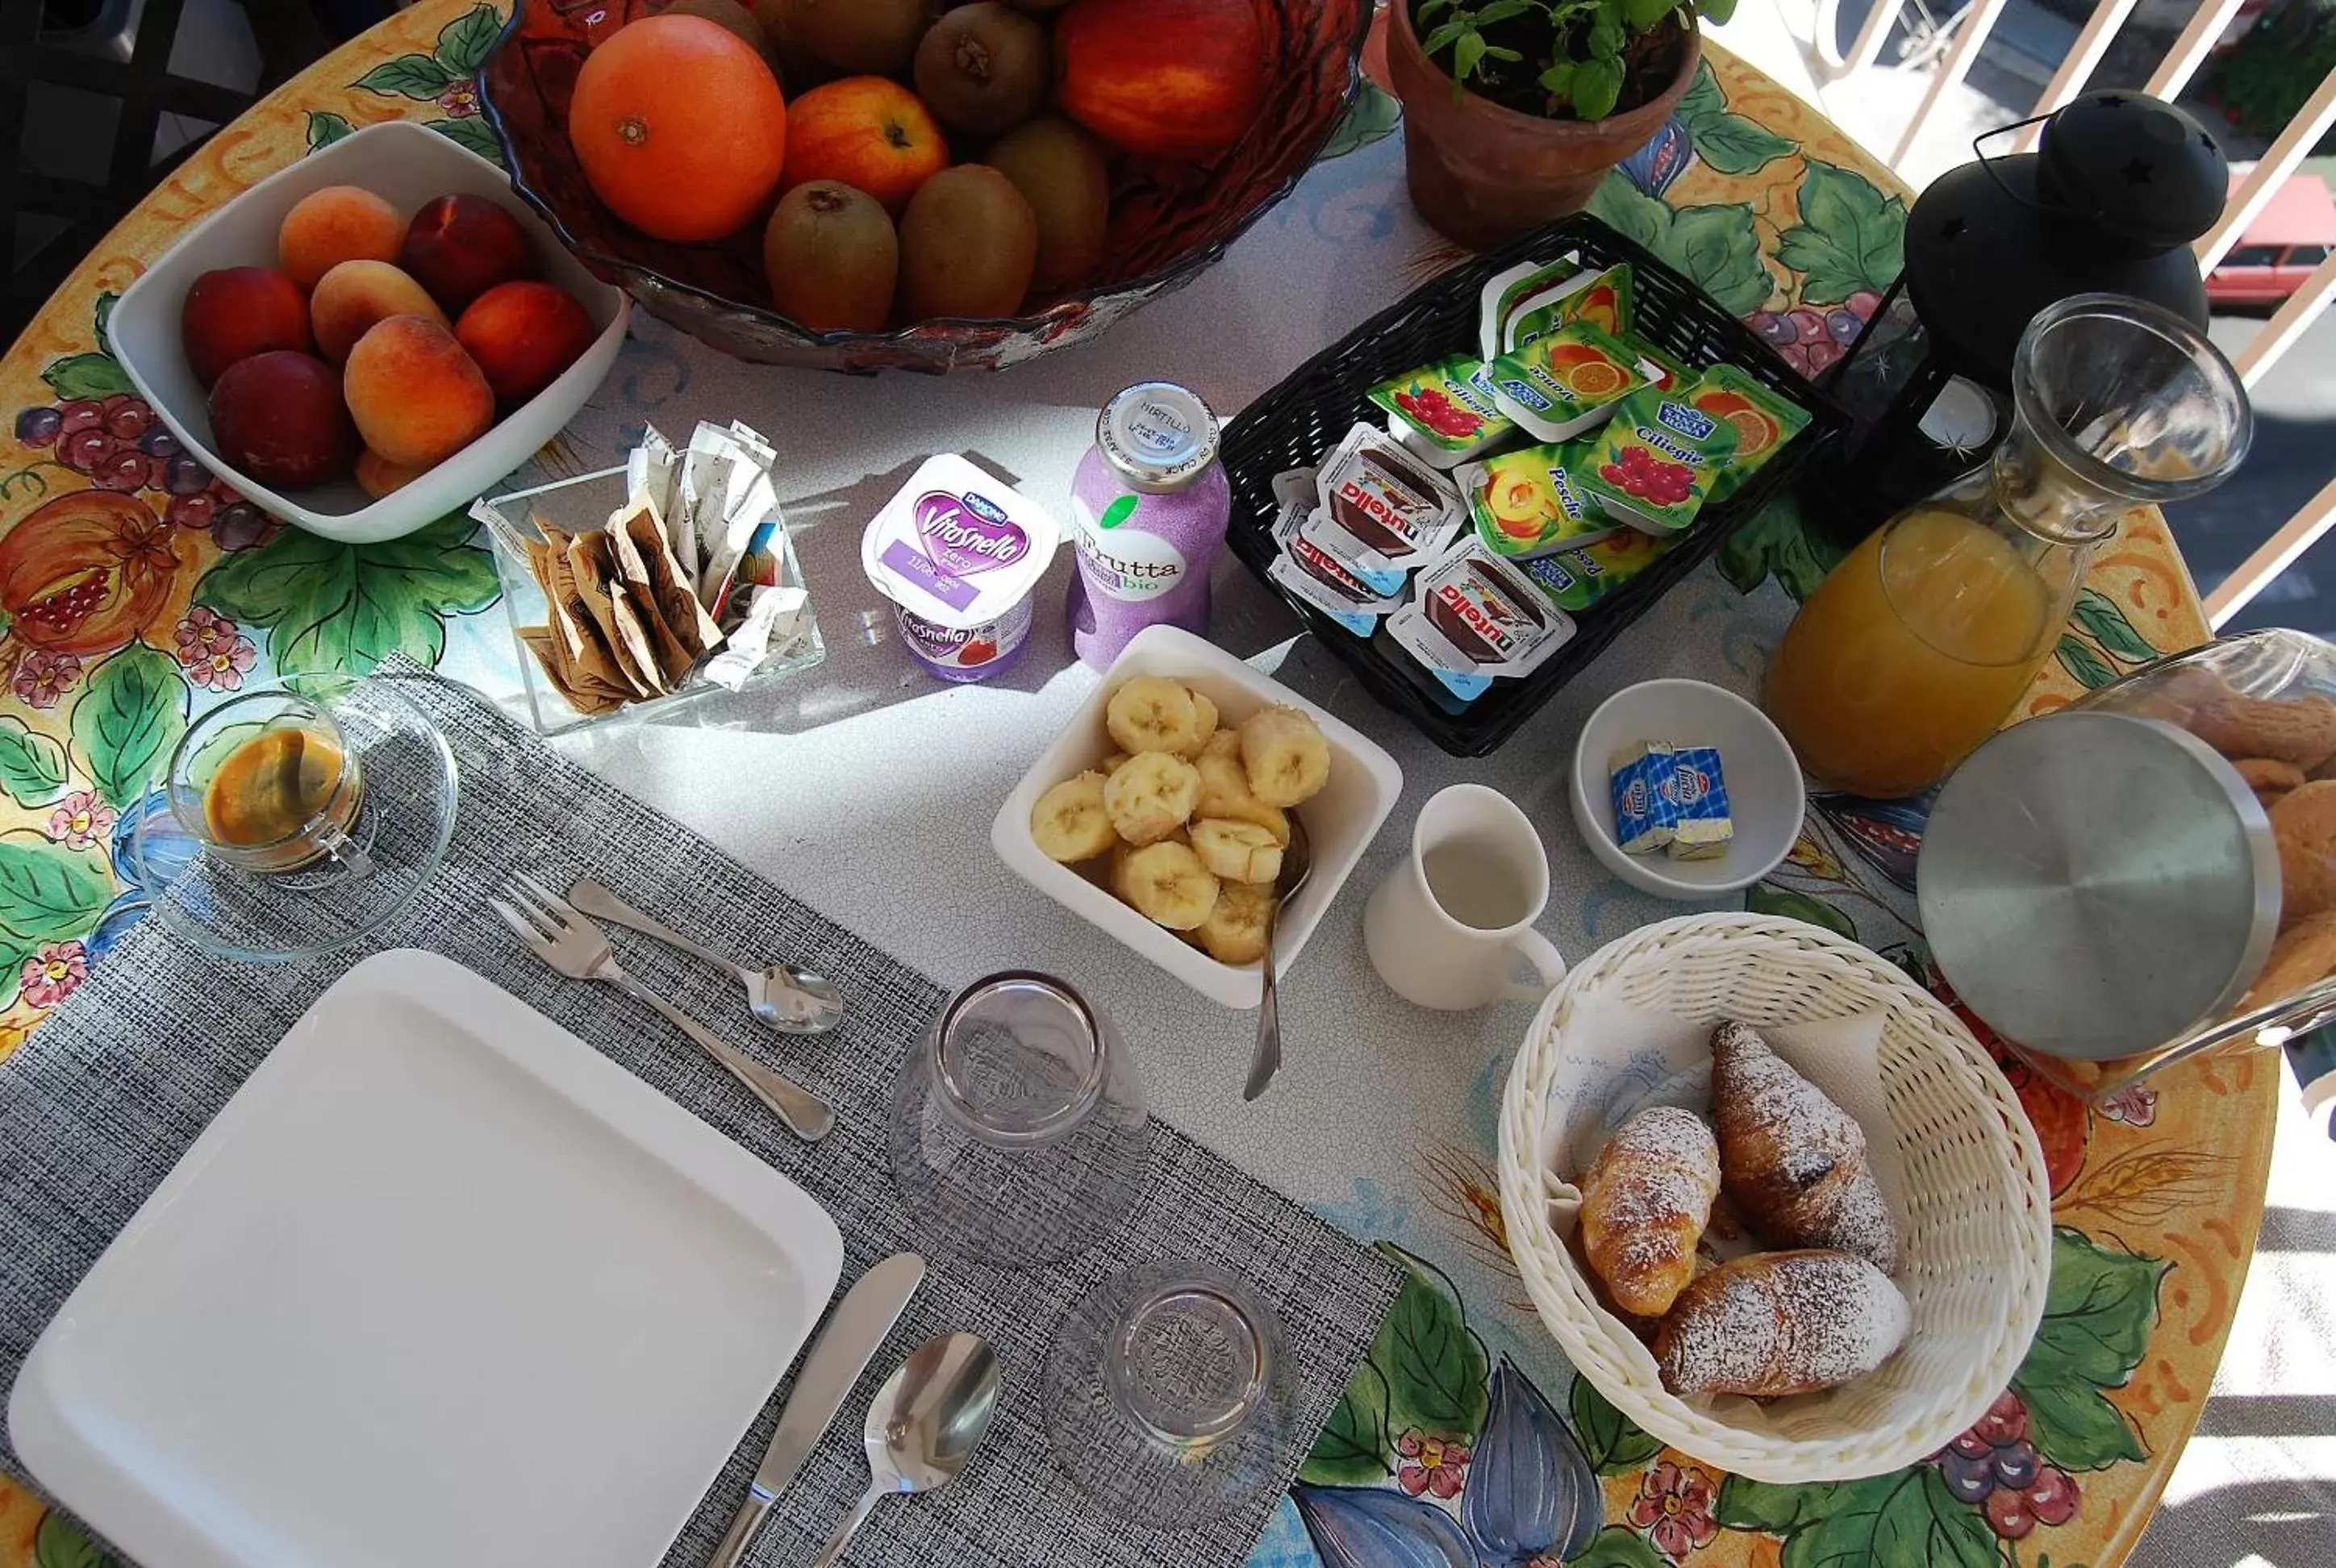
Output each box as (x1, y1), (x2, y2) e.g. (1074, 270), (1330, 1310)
(1243, 818), (1314, 1102)
(566, 877), (845, 1034)
(809, 1332), (1001, 1568)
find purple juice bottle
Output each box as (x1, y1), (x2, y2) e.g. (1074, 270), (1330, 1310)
(1066, 382), (1232, 668)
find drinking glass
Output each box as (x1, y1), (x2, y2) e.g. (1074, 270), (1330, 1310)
(166, 687), (372, 880)
(889, 971), (1148, 1265)
(1765, 293), (2252, 799)
(1041, 1262), (1295, 1526)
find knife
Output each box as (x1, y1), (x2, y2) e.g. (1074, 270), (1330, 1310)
(707, 1253), (928, 1568)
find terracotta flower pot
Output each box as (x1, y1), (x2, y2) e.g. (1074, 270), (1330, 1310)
(1387, 1), (1700, 250)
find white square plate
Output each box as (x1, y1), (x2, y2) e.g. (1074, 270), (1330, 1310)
(992, 624), (1403, 1009)
(8, 949), (841, 1568)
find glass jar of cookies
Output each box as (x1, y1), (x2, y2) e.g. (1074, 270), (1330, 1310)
(2017, 628), (2336, 1099)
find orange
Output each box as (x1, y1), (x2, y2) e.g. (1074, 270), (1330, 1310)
(1723, 407), (1778, 452)
(569, 15), (788, 244)
(1567, 361), (1625, 397)
(781, 77), (948, 216)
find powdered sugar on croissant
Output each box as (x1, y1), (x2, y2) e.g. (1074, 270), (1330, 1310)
(1711, 1020), (1902, 1273)
(1580, 1105), (1721, 1317)
(1654, 1249), (1910, 1398)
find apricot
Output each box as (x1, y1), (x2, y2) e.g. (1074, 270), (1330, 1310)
(207, 351), (357, 489)
(400, 194), (534, 315)
(454, 281), (597, 404)
(277, 186), (403, 292)
(310, 261), (448, 366)
(342, 315), (495, 469)
(180, 266), (311, 388)
(355, 448), (428, 499)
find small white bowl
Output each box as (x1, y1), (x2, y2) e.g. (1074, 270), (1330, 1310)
(992, 624), (1403, 1009)
(1567, 678), (1804, 900)
(107, 121), (628, 544)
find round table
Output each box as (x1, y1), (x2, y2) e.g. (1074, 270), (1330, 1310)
(0, 7), (2278, 1567)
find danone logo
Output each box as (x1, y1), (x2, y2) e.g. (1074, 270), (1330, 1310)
(1656, 400), (1717, 441)
(916, 490), (1026, 577)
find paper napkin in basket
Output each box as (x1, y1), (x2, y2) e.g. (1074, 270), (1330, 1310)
(1536, 997), (1913, 1422)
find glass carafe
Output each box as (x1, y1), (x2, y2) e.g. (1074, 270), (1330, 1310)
(1765, 294), (2252, 799)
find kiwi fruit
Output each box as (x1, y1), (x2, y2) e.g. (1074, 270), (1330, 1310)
(765, 182), (899, 332)
(663, 0), (778, 70)
(987, 117), (1109, 291)
(913, 2), (1049, 136)
(899, 165), (1038, 320)
(780, 0), (934, 74)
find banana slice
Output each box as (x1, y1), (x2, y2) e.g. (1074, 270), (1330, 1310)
(1241, 705), (1332, 807)
(1099, 752), (1131, 776)
(1191, 818), (1283, 885)
(1119, 840), (1220, 930)
(1194, 880), (1273, 964)
(1106, 676), (1206, 757)
(1029, 772), (1118, 863)
(1103, 750), (1201, 846)
(1189, 690), (1219, 753)
(1194, 730), (1291, 844)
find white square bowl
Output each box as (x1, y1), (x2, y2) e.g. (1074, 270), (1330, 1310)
(993, 624), (1403, 1008)
(107, 120), (629, 544)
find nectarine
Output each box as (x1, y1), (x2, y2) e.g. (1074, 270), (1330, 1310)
(310, 261), (448, 366)
(400, 194), (534, 315)
(343, 315), (495, 469)
(781, 77), (946, 215)
(278, 186), (403, 292)
(207, 351), (358, 489)
(355, 448), (429, 499)
(455, 281), (597, 405)
(181, 267), (311, 388)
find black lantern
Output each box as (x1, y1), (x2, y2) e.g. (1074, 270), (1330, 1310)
(1802, 90), (2230, 544)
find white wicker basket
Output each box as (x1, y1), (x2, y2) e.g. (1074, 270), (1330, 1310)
(1497, 912), (2053, 1483)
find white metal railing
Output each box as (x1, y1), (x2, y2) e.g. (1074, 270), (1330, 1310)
(1802, 0), (2336, 623)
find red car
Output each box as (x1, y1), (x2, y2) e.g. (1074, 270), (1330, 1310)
(2206, 172), (2336, 309)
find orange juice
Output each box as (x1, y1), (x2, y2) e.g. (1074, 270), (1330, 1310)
(1765, 508), (2058, 797)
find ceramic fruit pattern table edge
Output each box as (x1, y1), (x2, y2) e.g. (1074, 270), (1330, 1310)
(0, 5), (2272, 1566)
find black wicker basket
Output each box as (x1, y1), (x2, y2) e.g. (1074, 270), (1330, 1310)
(1221, 213), (1848, 757)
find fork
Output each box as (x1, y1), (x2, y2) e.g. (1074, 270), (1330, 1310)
(493, 873), (835, 1141)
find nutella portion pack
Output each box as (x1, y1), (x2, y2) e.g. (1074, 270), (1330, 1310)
(1306, 423), (1469, 579)
(1387, 543), (1576, 703)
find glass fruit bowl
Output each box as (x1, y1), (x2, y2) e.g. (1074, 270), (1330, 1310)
(477, 0), (1370, 373)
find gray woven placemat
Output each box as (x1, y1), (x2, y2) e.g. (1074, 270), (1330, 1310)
(0, 660), (1402, 1568)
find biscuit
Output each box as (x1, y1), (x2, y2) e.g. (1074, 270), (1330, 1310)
(2191, 692), (2336, 770)
(2243, 910), (2336, 1011)
(2236, 757), (2307, 811)
(2271, 781), (2336, 927)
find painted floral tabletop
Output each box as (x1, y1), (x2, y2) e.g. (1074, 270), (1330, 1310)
(0, 5), (2276, 1568)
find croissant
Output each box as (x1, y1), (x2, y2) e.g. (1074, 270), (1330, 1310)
(1579, 1105), (1721, 1317)
(1653, 1249), (1910, 1398)
(1711, 1020), (1902, 1274)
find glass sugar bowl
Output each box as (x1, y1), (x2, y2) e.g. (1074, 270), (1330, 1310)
(890, 972), (1149, 1265)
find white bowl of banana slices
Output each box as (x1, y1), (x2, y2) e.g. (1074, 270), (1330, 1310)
(995, 624), (1403, 1008)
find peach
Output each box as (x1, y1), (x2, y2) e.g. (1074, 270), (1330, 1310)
(343, 315), (494, 469)
(355, 448), (428, 499)
(455, 281), (596, 405)
(180, 266), (311, 388)
(207, 351), (357, 489)
(277, 186), (403, 292)
(400, 194), (533, 315)
(310, 261), (449, 366)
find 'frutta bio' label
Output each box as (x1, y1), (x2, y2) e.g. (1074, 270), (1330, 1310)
(1071, 498), (1189, 603)
(1574, 389), (1741, 535)
(1487, 323), (1647, 443)
(1462, 441), (1623, 561)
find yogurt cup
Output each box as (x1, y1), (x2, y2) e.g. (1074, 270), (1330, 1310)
(862, 454), (1063, 683)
